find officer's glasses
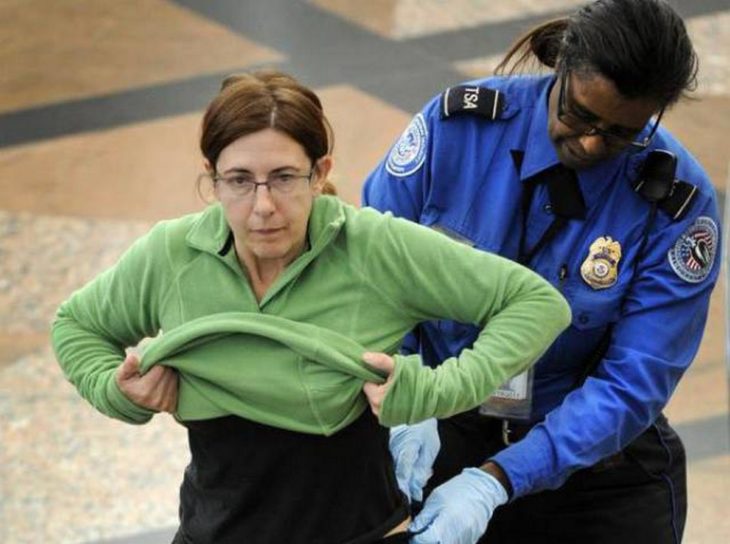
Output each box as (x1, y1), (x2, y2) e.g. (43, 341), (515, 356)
(213, 169), (314, 199)
(557, 69), (664, 150)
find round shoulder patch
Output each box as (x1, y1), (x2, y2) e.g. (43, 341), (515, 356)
(386, 113), (428, 177)
(667, 216), (718, 283)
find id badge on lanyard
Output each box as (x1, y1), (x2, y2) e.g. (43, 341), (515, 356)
(478, 367), (534, 420)
(480, 166), (572, 421)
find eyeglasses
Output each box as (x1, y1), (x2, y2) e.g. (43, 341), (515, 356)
(556, 69), (664, 150)
(213, 170), (313, 198)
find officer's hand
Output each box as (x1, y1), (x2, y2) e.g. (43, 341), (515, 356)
(362, 352), (395, 416)
(410, 468), (508, 544)
(389, 419), (440, 503)
(116, 353), (178, 413)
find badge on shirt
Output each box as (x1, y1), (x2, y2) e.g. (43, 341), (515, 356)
(580, 236), (622, 289)
(668, 216), (717, 283)
(386, 113), (428, 177)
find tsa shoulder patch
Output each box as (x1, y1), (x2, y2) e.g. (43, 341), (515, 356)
(386, 113), (428, 177)
(667, 216), (718, 283)
(440, 85), (505, 120)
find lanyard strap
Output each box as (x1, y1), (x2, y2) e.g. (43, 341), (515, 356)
(517, 164), (585, 266)
(518, 181), (568, 265)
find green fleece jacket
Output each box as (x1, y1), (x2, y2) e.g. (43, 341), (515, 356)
(52, 196), (571, 435)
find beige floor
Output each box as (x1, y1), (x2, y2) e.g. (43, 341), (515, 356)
(1, 1), (728, 543)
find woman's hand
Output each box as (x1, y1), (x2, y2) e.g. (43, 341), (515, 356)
(362, 352), (396, 416)
(115, 353), (178, 413)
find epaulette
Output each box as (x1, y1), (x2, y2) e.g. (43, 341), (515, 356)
(632, 149), (697, 221)
(440, 85), (505, 120)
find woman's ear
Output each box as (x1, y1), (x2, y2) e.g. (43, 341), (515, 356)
(202, 159), (219, 201)
(311, 155), (333, 195)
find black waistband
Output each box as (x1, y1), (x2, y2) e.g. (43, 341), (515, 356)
(179, 411), (408, 543)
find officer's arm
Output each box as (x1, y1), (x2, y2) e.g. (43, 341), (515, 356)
(491, 193), (720, 498)
(362, 99), (442, 221)
(363, 99), (442, 357)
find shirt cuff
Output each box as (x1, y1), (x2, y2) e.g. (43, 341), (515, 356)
(379, 353), (430, 426)
(491, 424), (554, 498)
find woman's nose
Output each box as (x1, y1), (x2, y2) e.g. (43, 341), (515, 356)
(252, 185), (276, 215)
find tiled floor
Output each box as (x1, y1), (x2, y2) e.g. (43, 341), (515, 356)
(1, 1), (728, 543)
(0, 0), (283, 113)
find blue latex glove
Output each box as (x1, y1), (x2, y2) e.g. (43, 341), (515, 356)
(410, 468), (508, 544)
(389, 418), (440, 502)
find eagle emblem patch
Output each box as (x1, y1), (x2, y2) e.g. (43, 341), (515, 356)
(386, 113), (428, 177)
(668, 216), (717, 283)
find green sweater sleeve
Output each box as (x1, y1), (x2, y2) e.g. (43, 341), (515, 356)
(51, 223), (171, 423)
(360, 211), (572, 426)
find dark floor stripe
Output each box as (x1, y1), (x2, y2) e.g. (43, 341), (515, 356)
(4, 0), (727, 147)
(0, 72), (231, 148)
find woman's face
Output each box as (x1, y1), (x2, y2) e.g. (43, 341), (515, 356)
(213, 128), (329, 272)
(547, 70), (661, 170)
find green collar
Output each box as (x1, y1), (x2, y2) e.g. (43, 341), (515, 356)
(184, 196), (347, 258)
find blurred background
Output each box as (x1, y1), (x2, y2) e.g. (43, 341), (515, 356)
(0, 1), (728, 542)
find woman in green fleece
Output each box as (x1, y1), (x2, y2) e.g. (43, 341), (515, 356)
(51, 70), (570, 544)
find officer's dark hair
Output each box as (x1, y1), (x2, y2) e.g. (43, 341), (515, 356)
(495, 0), (698, 106)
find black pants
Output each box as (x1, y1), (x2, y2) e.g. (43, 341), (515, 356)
(425, 410), (687, 544)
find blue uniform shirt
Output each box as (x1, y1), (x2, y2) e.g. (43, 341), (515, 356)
(363, 75), (720, 498)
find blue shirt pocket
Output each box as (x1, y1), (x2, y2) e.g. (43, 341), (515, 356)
(567, 283), (623, 331)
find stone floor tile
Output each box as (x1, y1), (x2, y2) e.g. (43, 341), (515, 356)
(313, 0), (585, 40)
(0, 0), (283, 113)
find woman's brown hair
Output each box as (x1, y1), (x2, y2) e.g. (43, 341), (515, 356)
(200, 70), (336, 195)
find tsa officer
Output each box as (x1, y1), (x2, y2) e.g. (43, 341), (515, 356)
(361, 0), (720, 542)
